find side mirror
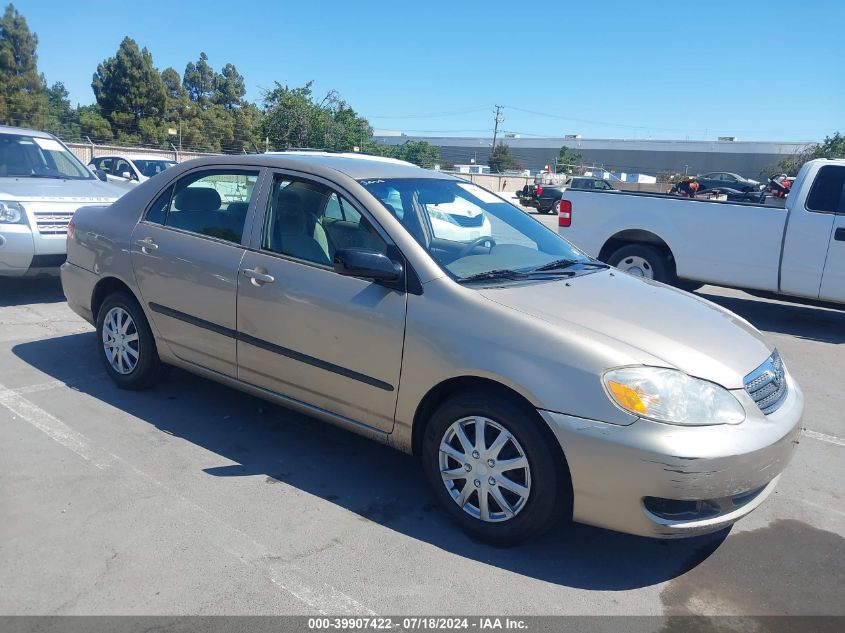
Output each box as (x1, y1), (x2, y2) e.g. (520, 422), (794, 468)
(94, 169), (108, 182)
(333, 248), (403, 283)
(121, 171), (133, 180)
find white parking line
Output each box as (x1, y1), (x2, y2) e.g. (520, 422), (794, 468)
(802, 428), (845, 447)
(0, 380), (376, 616)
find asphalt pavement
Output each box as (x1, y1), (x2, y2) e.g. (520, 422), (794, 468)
(0, 266), (842, 617)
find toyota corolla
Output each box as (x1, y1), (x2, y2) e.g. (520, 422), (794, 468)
(61, 151), (803, 544)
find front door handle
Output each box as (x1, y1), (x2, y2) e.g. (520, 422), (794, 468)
(835, 228), (845, 242)
(134, 237), (158, 252)
(242, 268), (275, 286)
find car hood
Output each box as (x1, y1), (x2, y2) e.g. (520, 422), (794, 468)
(478, 269), (772, 389)
(0, 176), (124, 202)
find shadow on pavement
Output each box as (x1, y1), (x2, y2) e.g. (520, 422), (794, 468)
(699, 291), (845, 345)
(0, 276), (65, 307)
(14, 331), (727, 592)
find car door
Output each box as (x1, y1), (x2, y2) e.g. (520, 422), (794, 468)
(130, 166), (263, 377)
(236, 172), (406, 432)
(814, 165), (845, 302)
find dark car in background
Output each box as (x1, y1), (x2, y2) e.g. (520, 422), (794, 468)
(696, 172), (763, 193)
(518, 178), (616, 213)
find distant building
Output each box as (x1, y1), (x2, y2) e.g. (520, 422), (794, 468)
(372, 134), (815, 179)
(452, 164), (490, 174)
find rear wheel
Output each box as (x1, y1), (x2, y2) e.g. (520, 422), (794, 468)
(422, 392), (567, 544)
(607, 243), (671, 283)
(96, 292), (162, 389)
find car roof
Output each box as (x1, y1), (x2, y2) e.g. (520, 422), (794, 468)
(173, 152), (455, 181)
(0, 125), (56, 139)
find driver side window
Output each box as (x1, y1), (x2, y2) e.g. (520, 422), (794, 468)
(262, 177), (387, 267)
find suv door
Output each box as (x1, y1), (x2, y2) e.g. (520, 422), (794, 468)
(130, 167), (262, 377)
(236, 173), (406, 432)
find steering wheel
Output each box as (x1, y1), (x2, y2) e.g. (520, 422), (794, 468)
(457, 236), (496, 258)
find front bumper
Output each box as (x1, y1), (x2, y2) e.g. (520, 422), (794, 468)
(540, 374), (803, 538)
(0, 224), (67, 276)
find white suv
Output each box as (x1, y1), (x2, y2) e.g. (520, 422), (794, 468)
(88, 154), (177, 189)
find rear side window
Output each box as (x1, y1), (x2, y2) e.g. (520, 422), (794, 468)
(162, 169), (260, 243)
(806, 165), (845, 214)
(145, 185), (174, 225)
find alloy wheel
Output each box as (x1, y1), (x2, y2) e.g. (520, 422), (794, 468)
(438, 416), (531, 522)
(102, 306), (140, 375)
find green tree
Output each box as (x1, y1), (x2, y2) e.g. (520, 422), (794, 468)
(214, 63), (246, 109)
(778, 132), (845, 174)
(183, 52), (216, 107)
(77, 104), (112, 142)
(556, 145), (582, 173)
(379, 140), (440, 168)
(259, 82), (372, 152)
(92, 37), (167, 143)
(45, 81), (80, 137)
(488, 143), (521, 173)
(0, 3), (49, 128)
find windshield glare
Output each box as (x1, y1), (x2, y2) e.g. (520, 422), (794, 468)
(0, 133), (93, 180)
(359, 177), (592, 280)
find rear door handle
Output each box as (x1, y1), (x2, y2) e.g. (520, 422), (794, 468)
(134, 237), (158, 251)
(835, 228), (845, 242)
(242, 268), (275, 285)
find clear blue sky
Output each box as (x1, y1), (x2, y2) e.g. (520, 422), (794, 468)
(12, 0), (844, 141)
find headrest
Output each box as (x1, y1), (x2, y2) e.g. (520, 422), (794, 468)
(275, 189), (302, 210)
(174, 187), (221, 212)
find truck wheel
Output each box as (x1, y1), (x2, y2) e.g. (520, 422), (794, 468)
(422, 391), (568, 545)
(96, 292), (162, 390)
(608, 244), (671, 283)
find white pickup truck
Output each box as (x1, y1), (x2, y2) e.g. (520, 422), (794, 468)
(556, 159), (845, 304)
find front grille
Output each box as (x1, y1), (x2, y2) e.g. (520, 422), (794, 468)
(33, 211), (74, 235)
(744, 350), (788, 415)
(448, 213), (484, 228)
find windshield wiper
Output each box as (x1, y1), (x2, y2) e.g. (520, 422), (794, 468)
(457, 269), (530, 283)
(532, 258), (609, 272)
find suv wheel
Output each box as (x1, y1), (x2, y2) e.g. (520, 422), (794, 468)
(96, 292), (162, 389)
(608, 244), (671, 283)
(422, 392), (567, 544)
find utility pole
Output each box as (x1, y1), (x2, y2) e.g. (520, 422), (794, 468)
(492, 105), (503, 150)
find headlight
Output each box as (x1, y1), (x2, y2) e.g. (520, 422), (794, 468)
(602, 366), (745, 426)
(0, 201), (26, 224)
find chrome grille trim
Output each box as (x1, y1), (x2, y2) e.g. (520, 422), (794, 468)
(744, 350), (788, 415)
(33, 211), (74, 235)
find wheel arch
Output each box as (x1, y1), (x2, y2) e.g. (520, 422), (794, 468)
(91, 276), (139, 322)
(410, 375), (573, 510)
(598, 229), (675, 264)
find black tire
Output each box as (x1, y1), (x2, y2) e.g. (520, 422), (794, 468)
(607, 243), (672, 284)
(96, 291), (162, 390)
(422, 391), (569, 545)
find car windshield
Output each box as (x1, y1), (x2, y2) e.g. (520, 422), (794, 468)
(133, 159), (176, 178)
(359, 177), (594, 281)
(0, 133), (93, 179)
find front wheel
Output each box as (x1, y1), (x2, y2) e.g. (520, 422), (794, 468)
(96, 292), (162, 389)
(422, 392), (568, 544)
(607, 244), (671, 284)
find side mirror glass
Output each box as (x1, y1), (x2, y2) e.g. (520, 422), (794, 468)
(94, 169), (108, 182)
(333, 248), (403, 284)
